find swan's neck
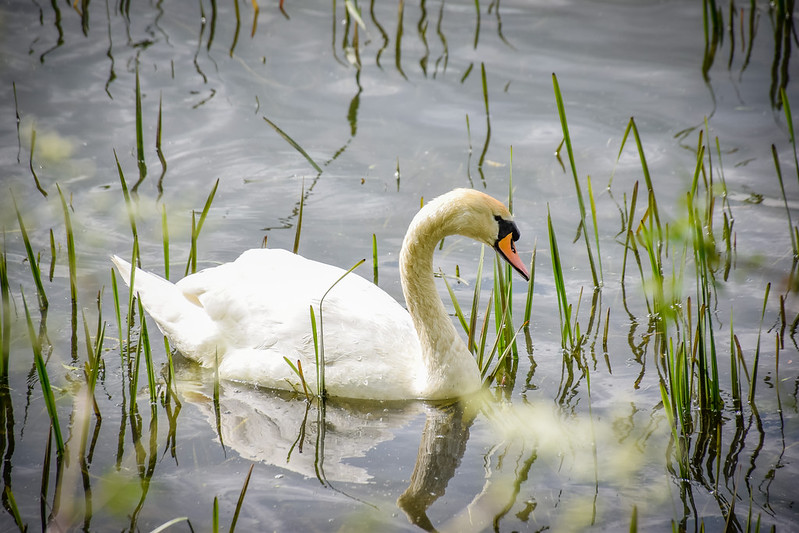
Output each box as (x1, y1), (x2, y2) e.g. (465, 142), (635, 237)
(400, 207), (481, 398)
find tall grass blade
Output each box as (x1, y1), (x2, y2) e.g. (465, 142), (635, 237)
(156, 93), (167, 196)
(133, 64), (147, 190)
(22, 289), (64, 457)
(476, 294), (493, 369)
(372, 233), (378, 284)
(315, 259), (366, 400)
(229, 464), (254, 533)
(486, 322), (528, 384)
(771, 144), (797, 255)
(56, 185), (78, 308)
(748, 283), (770, 405)
(523, 243), (536, 324)
(283, 356), (311, 401)
(13, 195), (48, 311)
(780, 88), (798, 185)
(477, 63), (491, 178)
(115, 150), (139, 246)
(659, 381), (687, 478)
(551, 73), (600, 286)
(57, 184), (79, 361)
(185, 178), (220, 275)
(586, 175), (603, 281)
(161, 203), (170, 280)
(212, 496), (219, 533)
(466, 245), (486, 353)
(48, 228), (56, 282)
(263, 117), (323, 174)
(309, 305), (320, 396)
(293, 182), (305, 255)
(628, 118), (662, 233)
(547, 205), (572, 347)
(137, 300), (157, 405)
(3, 485), (25, 531)
(443, 273), (471, 337)
(111, 268), (123, 359)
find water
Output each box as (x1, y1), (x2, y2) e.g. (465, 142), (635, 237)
(0, 0), (797, 530)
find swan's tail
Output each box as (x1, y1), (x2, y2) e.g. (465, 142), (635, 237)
(111, 255), (217, 364)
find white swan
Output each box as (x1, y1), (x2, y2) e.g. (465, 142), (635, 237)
(112, 188), (529, 400)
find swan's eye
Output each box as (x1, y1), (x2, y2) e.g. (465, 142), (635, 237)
(494, 215), (520, 244)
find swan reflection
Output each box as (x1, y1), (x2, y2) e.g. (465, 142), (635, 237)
(182, 381), (427, 484)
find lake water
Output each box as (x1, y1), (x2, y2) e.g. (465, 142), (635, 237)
(1, 0), (797, 531)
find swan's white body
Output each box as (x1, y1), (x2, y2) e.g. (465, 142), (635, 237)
(112, 188), (528, 400)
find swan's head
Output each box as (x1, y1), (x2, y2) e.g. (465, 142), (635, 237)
(423, 188), (530, 281)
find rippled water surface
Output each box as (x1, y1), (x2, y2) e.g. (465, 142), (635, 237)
(1, 0), (798, 531)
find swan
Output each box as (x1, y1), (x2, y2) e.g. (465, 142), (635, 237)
(112, 188), (529, 400)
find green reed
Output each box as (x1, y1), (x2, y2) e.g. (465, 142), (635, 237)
(83, 292), (106, 418)
(156, 93), (167, 196)
(22, 289), (64, 457)
(138, 300), (158, 405)
(212, 496), (220, 533)
(781, 88), (798, 185)
(116, 157), (140, 369)
(115, 150), (139, 246)
(372, 233), (378, 284)
(552, 73), (600, 287)
(134, 65), (147, 188)
(13, 195), (48, 311)
(263, 117), (323, 174)
(492, 153), (520, 364)
(185, 178), (220, 275)
(283, 355), (312, 401)
(48, 228), (56, 282)
(748, 283), (771, 408)
(771, 144), (797, 256)
(307, 306), (319, 394)
(3, 485), (24, 531)
(467, 245), (486, 355)
(56, 185), (78, 310)
(306, 259), (366, 400)
(492, 255), (516, 363)
(229, 464), (254, 533)
(293, 182), (305, 254)
(523, 244), (536, 323)
(547, 206), (574, 349)
(443, 273), (472, 338)
(161, 203), (170, 280)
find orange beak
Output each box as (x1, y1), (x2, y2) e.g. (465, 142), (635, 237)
(496, 233), (530, 281)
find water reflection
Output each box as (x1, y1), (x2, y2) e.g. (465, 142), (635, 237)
(702, 0), (796, 107)
(397, 402), (472, 530)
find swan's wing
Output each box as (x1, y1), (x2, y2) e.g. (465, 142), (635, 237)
(111, 255), (219, 362)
